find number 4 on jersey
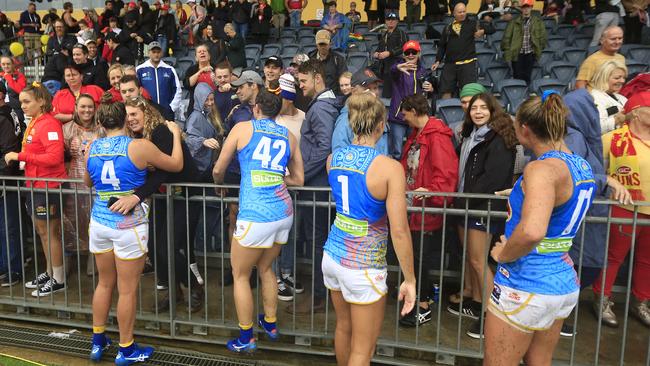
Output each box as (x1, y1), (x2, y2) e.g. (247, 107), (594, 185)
(101, 160), (121, 190)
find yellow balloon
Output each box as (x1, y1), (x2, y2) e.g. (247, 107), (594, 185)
(40, 34), (50, 45)
(9, 42), (24, 57)
(41, 45), (47, 53)
(168, 48), (173, 56)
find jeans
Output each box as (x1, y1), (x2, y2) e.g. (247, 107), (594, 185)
(156, 34), (168, 56)
(289, 10), (302, 28)
(234, 21), (249, 41)
(590, 12), (620, 47)
(0, 190), (21, 276)
(388, 122), (410, 160)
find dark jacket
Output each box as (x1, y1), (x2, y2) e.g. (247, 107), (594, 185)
(111, 43), (136, 66)
(436, 18), (495, 63)
(19, 10), (41, 34)
(205, 38), (226, 65)
(457, 129), (515, 213)
(595, 0), (621, 13)
(388, 61), (427, 125)
(77, 60), (110, 90)
(401, 117), (458, 232)
(46, 34), (76, 56)
(224, 102), (253, 176)
(307, 50), (347, 95)
(424, 0), (449, 16)
(118, 23), (152, 62)
(375, 27), (408, 75)
(363, 0), (386, 12)
(154, 12), (176, 43)
(563, 88), (609, 268)
(250, 3), (272, 35)
(139, 6), (157, 35)
(300, 89), (341, 185)
(225, 34), (246, 69)
(42, 52), (69, 83)
(0, 104), (21, 176)
(501, 15), (547, 62)
(230, 0), (252, 24)
(212, 5), (231, 39)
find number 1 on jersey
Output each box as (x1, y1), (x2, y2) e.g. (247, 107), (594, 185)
(337, 175), (350, 215)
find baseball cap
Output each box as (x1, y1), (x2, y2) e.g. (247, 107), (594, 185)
(231, 70), (265, 87)
(264, 56), (283, 68)
(403, 40), (421, 53)
(624, 91), (650, 114)
(351, 69), (381, 87)
(279, 73), (296, 100)
(85, 38), (97, 46)
(520, 0), (533, 7)
(315, 29), (331, 45)
(386, 12), (399, 20)
(149, 41), (162, 50)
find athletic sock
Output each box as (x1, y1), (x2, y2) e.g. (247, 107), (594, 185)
(119, 339), (135, 355)
(52, 266), (64, 284)
(238, 322), (253, 343)
(92, 325), (106, 345)
(260, 315), (277, 334)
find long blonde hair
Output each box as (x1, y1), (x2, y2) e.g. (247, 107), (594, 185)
(589, 60), (627, 91)
(124, 96), (166, 140)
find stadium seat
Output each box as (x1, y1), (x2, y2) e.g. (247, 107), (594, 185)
(246, 56), (259, 70)
(407, 31), (423, 40)
(398, 24), (409, 32)
(298, 28), (314, 38)
(539, 49), (556, 66)
(531, 65), (543, 81)
(162, 56), (176, 67)
(571, 35), (592, 49)
(431, 22), (447, 35)
(494, 19), (509, 31)
(175, 57), (194, 80)
(626, 59), (649, 76)
(281, 55), (294, 68)
(547, 36), (568, 50)
(497, 79), (529, 114)
(485, 63), (512, 85)
(350, 41), (368, 52)
(355, 25), (369, 34)
(281, 44), (301, 56)
(554, 24), (574, 37)
(543, 17), (557, 32)
(578, 23), (595, 37)
(261, 43), (282, 57)
(487, 30), (504, 45)
(281, 28), (297, 37)
(478, 78), (493, 93)
(411, 23), (428, 35)
(280, 35), (296, 45)
(546, 61), (577, 85)
(530, 78), (568, 95)
(299, 36), (314, 46)
(476, 49), (497, 76)
(436, 98), (464, 125)
(245, 45), (261, 59)
(626, 45), (650, 64)
(347, 54), (369, 73)
(302, 45), (316, 54)
(420, 51), (437, 69)
(561, 47), (587, 64)
(419, 40), (436, 52)
(588, 45), (600, 55)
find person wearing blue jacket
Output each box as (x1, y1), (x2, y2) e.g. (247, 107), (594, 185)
(185, 82), (224, 177)
(332, 69), (389, 155)
(136, 42), (182, 121)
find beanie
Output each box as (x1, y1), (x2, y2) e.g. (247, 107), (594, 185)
(459, 83), (487, 98)
(279, 73), (296, 101)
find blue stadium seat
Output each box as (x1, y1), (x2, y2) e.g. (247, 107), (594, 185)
(554, 24), (574, 37)
(355, 25), (369, 34)
(626, 59), (649, 76)
(281, 55), (294, 67)
(578, 23), (595, 37)
(571, 35), (592, 49)
(162, 56), (176, 67)
(281, 28), (298, 37)
(476, 49), (497, 76)
(530, 78), (568, 95)
(531, 65), (543, 81)
(411, 23), (428, 35)
(246, 56), (259, 70)
(419, 40), (436, 52)
(588, 45), (600, 55)
(494, 78), (527, 94)
(547, 36), (568, 50)
(262, 43), (282, 57)
(299, 36), (314, 46)
(280, 35), (296, 45)
(539, 49), (556, 67)
(487, 30), (504, 45)
(546, 61), (577, 85)
(494, 19), (509, 31)
(436, 98), (464, 125)
(497, 79), (529, 114)
(420, 51), (437, 69)
(431, 22), (447, 35)
(347, 54), (369, 73)
(281, 44), (301, 56)
(298, 28), (314, 38)
(351, 41), (368, 52)
(407, 31), (423, 40)
(175, 57), (194, 80)
(485, 63), (512, 85)
(560, 47), (587, 64)
(302, 45), (316, 55)
(626, 45), (650, 64)
(245, 45), (261, 59)
(543, 17), (557, 33)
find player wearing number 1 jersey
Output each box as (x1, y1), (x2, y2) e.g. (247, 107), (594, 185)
(84, 100), (184, 366)
(485, 92), (596, 366)
(212, 91), (304, 353)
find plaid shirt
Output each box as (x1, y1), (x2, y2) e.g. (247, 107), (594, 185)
(521, 17), (533, 54)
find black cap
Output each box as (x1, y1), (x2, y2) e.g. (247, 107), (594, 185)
(386, 12), (398, 20)
(351, 68), (381, 87)
(264, 56), (283, 68)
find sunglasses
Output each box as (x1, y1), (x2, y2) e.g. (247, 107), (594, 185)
(404, 50), (419, 56)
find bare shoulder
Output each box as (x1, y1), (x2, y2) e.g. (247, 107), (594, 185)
(523, 159), (569, 185)
(370, 155), (404, 180)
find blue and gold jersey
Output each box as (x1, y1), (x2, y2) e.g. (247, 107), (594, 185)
(237, 119), (293, 222)
(324, 145), (388, 270)
(495, 151), (596, 295)
(87, 136), (148, 229)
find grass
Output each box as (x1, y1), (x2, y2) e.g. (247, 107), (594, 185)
(0, 354), (46, 366)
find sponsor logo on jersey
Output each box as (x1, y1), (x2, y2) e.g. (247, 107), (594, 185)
(508, 291), (521, 302)
(499, 266), (510, 278)
(251, 170), (283, 187)
(334, 213), (369, 237)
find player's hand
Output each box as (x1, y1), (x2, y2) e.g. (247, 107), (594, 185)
(494, 188), (512, 196)
(491, 235), (507, 262)
(109, 194), (140, 215)
(398, 280), (416, 316)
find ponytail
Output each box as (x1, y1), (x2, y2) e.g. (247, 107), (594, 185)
(516, 92), (568, 144)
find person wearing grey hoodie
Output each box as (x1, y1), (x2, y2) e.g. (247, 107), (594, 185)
(185, 82), (224, 177)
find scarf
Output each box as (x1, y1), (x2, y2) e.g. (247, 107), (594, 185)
(609, 124), (646, 201)
(458, 124), (490, 192)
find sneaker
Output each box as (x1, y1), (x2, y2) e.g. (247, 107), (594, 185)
(447, 300), (481, 320)
(186, 286), (203, 313)
(141, 258), (154, 276)
(631, 298), (650, 327)
(114, 343), (154, 365)
(466, 318), (485, 339)
(277, 280), (294, 301)
(593, 294), (618, 328)
(31, 278), (65, 297)
(227, 337), (257, 353)
(399, 306), (432, 327)
(25, 272), (50, 289)
(0, 272), (21, 287)
(90, 336), (111, 362)
(156, 281), (168, 291)
(281, 275), (304, 294)
(560, 323), (575, 337)
(258, 314), (280, 340)
(189, 262), (204, 285)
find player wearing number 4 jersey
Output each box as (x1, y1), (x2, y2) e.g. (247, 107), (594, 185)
(323, 93), (416, 366)
(212, 91), (304, 353)
(84, 100), (184, 365)
(484, 92), (597, 366)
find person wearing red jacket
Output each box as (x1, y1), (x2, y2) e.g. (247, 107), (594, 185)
(4, 83), (68, 297)
(399, 94), (459, 327)
(0, 56), (26, 96)
(52, 64), (105, 124)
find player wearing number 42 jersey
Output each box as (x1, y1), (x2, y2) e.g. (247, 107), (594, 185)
(212, 91), (304, 354)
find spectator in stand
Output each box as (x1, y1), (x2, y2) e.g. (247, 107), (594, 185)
(201, 0), (217, 14)
(176, 0), (189, 36)
(20, 2), (42, 61)
(154, 4), (176, 56)
(76, 21), (97, 45)
(575, 26), (625, 89)
(224, 23), (247, 69)
(622, 0), (648, 44)
(286, 53), (311, 112)
(85, 39), (102, 66)
(5, 84), (67, 297)
(184, 44), (216, 117)
(333, 68), (388, 154)
(62, 2), (80, 33)
(72, 43), (110, 90)
(264, 56), (283, 94)
(0, 56), (27, 110)
(291, 59), (341, 314)
(287, 0), (307, 28)
(52, 64), (105, 124)
(213, 61), (236, 122)
(363, 0), (382, 30)
(388, 40), (434, 159)
(346, 2), (362, 28)
(139, 2), (157, 36)
(47, 19), (76, 57)
(108, 63), (125, 102)
(398, 93), (458, 327)
(106, 31), (136, 66)
(308, 30), (347, 95)
(270, 0), (287, 38)
(501, 0), (546, 84)
(230, 0), (252, 40)
(406, 0), (422, 24)
(321, 1), (351, 51)
(590, 0), (623, 47)
(338, 71), (352, 96)
(593, 92), (650, 328)
(42, 8), (60, 36)
(101, 1), (116, 29)
(589, 60), (628, 134)
(212, 0), (231, 39)
(0, 82), (22, 287)
(120, 12), (152, 64)
(136, 41), (182, 121)
(433, 2), (494, 99)
(187, 0), (207, 43)
(203, 25), (226, 64)
(42, 40), (74, 96)
(451, 93), (517, 339)
(372, 12), (407, 99)
(251, 0), (273, 44)
(108, 16), (122, 36)
(61, 94), (104, 275)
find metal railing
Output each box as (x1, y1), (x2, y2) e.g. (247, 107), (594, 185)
(0, 176), (648, 365)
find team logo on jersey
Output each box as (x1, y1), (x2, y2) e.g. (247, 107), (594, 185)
(508, 292), (521, 302)
(499, 266), (510, 278)
(491, 284), (501, 305)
